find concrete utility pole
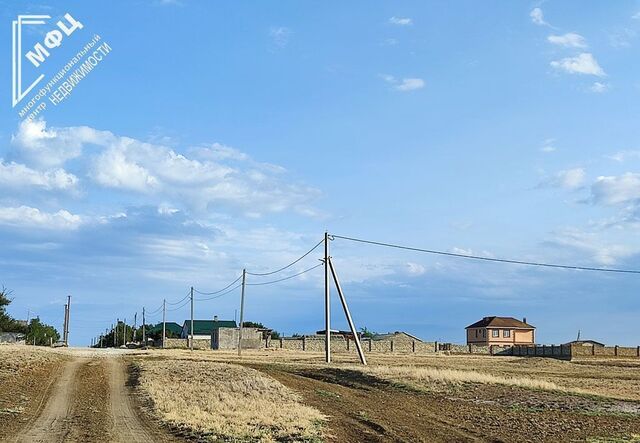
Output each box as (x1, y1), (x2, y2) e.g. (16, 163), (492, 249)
(62, 304), (68, 345)
(142, 307), (146, 346)
(324, 231), (331, 363)
(162, 299), (166, 349)
(63, 295), (71, 346)
(133, 312), (137, 343)
(328, 257), (367, 365)
(190, 287), (194, 351)
(115, 319), (119, 347)
(123, 317), (127, 345)
(238, 269), (246, 356)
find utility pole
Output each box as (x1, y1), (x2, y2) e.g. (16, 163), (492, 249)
(142, 307), (146, 346)
(133, 312), (137, 344)
(238, 269), (246, 356)
(324, 231), (331, 363)
(162, 299), (166, 349)
(328, 257), (366, 365)
(62, 304), (68, 345)
(123, 317), (127, 345)
(115, 319), (119, 347)
(190, 287), (194, 351)
(63, 295), (71, 347)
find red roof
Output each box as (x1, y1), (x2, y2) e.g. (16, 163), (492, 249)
(465, 316), (535, 329)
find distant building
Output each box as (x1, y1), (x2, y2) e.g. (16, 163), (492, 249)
(466, 316), (535, 346)
(180, 319), (237, 340)
(564, 339), (605, 347)
(372, 331), (423, 342)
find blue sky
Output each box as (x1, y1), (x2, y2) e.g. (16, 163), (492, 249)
(1, 1), (640, 346)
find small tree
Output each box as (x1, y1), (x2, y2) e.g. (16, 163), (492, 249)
(0, 286), (27, 333)
(270, 330), (281, 340)
(242, 321), (265, 328)
(360, 327), (377, 339)
(26, 317), (60, 346)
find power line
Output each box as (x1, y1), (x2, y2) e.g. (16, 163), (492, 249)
(246, 239), (323, 276)
(330, 234), (640, 275)
(247, 263), (323, 286)
(166, 292), (190, 305)
(166, 298), (191, 312)
(193, 274), (243, 296)
(194, 283), (242, 301)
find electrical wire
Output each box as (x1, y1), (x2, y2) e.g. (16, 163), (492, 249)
(246, 238), (324, 276)
(246, 263), (323, 286)
(166, 298), (191, 312)
(145, 303), (163, 315)
(193, 274), (243, 296)
(330, 234), (640, 274)
(194, 283), (242, 301)
(166, 291), (190, 305)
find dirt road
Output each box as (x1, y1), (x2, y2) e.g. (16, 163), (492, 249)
(5, 352), (179, 443)
(252, 363), (640, 443)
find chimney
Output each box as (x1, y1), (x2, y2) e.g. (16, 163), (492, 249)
(522, 317), (527, 324)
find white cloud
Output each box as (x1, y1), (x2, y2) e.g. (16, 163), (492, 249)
(609, 28), (636, 49)
(11, 120), (320, 218)
(269, 27), (291, 48)
(0, 160), (78, 191)
(389, 16), (412, 26)
(396, 78), (425, 91)
(591, 173), (640, 205)
(406, 262), (426, 276)
(11, 119), (107, 168)
(382, 75), (425, 91)
(543, 168), (586, 190)
(547, 228), (634, 265)
(547, 33), (587, 48)
(530, 8), (548, 26)
(590, 82), (610, 93)
(550, 53), (606, 77)
(540, 138), (556, 153)
(633, 11), (640, 20)
(607, 150), (640, 163)
(0, 206), (83, 230)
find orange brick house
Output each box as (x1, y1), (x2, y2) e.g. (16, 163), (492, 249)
(465, 316), (535, 346)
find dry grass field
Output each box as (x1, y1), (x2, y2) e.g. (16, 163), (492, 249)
(135, 348), (640, 442)
(134, 357), (325, 442)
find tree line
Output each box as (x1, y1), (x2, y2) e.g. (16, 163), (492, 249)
(0, 286), (60, 345)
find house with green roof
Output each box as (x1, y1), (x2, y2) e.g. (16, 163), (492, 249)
(180, 319), (237, 339)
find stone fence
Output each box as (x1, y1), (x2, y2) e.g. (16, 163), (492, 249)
(159, 337), (640, 360)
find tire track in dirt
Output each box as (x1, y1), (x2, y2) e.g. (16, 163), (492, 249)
(11, 358), (82, 443)
(6, 354), (181, 443)
(107, 357), (179, 442)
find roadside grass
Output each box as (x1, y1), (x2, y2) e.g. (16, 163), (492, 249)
(135, 358), (325, 442)
(352, 365), (590, 395)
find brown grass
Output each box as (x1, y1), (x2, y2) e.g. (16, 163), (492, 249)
(135, 358), (325, 442)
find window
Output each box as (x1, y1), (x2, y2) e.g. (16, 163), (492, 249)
(475, 329), (479, 338)
(492, 329), (499, 338)
(503, 329), (511, 338)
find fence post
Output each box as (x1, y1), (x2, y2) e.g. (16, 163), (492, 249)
(412, 340), (415, 353)
(637, 346), (639, 357)
(435, 341), (438, 352)
(390, 340), (394, 353)
(347, 337), (350, 352)
(368, 339), (372, 352)
(302, 336), (306, 351)
(279, 338), (283, 349)
(615, 345), (619, 357)
(592, 344), (595, 356)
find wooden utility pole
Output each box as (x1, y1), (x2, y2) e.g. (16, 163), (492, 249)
(324, 232), (331, 363)
(238, 269), (246, 356)
(190, 287), (194, 351)
(142, 307), (146, 346)
(162, 299), (166, 349)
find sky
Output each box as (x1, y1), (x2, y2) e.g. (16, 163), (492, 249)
(1, 1), (639, 346)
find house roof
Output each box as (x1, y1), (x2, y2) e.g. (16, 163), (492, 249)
(465, 316), (535, 329)
(565, 339), (605, 347)
(182, 320), (237, 335)
(372, 331), (423, 342)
